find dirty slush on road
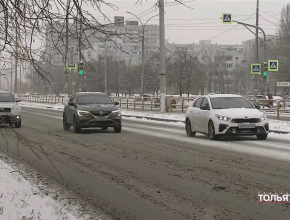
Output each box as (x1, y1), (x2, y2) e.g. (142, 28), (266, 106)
(1, 111), (290, 220)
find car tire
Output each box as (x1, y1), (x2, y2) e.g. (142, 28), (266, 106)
(257, 134), (268, 140)
(63, 115), (70, 130)
(114, 125), (121, 133)
(15, 121), (21, 128)
(102, 127), (108, 130)
(185, 118), (196, 137)
(73, 116), (81, 133)
(208, 121), (217, 140)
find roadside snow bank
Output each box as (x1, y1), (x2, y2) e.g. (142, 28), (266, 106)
(0, 158), (78, 220)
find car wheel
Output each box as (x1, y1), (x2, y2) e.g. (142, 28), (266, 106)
(102, 127), (108, 130)
(257, 134), (268, 140)
(63, 115), (70, 130)
(15, 121), (21, 128)
(208, 121), (217, 140)
(185, 118), (196, 137)
(114, 125), (121, 133)
(73, 116), (81, 133)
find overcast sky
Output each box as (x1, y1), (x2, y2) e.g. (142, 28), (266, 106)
(83, 0), (286, 45)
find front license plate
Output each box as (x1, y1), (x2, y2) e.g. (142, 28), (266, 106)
(239, 124), (255, 129)
(0, 112), (9, 115)
(95, 117), (107, 121)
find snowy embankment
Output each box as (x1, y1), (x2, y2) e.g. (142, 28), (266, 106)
(19, 101), (290, 133)
(0, 157), (78, 220)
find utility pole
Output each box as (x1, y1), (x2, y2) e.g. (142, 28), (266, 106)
(141, 29), (145, 96)
(254, 0), (259, 96)
(75, 12), (82, 92)
(19, 61), (22, 94)
(159, 0), (166, 112)
(70, 48), (74, 95)
(64, 0), (70, 100)
(126, 12), (159, 97)
(14, 24), (18, 98)
(104, 38), (108, 95)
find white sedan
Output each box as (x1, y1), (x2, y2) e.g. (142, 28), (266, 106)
(185, 94), (269, 140)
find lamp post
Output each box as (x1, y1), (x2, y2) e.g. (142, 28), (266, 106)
(126, 12), (159, 96)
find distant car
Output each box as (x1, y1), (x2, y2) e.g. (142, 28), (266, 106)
(185, 94), (269, 140)
(63, 92), (122, 133)
(0, 90), (22, 128)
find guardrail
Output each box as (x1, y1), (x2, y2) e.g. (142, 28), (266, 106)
(19, 95), (195, 112)
(249, 98), (290, 120)
(19, 95), (65, 104)
(19, 95), (290, 118)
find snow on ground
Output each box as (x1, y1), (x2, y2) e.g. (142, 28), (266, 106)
(0, 157), (79, 220)
(19, 101), (290, 133)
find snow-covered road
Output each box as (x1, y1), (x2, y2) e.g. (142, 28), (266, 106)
(1, 102), (290, 219)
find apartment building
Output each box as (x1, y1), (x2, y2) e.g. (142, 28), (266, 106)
(81, 16), (160, 65)
(166, 40), (245, 94)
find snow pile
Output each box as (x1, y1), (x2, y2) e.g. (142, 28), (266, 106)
(0, 158), (78, 220)
(268, 120), (290, 132)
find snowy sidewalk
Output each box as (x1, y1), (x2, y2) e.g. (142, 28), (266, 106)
(0, 157), (78, 220)
(19, 101), (290, 133)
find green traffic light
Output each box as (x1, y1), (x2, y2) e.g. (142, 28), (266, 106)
(79, 70), (84, 75)
(263, 72), (267, 76)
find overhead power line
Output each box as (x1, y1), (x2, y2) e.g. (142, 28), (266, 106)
(206, 13), (255, 40)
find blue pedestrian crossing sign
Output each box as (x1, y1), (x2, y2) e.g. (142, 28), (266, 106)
(268, 60), (278, 71)
(251, 64), (261, 75)
(222, 13), (232, 24)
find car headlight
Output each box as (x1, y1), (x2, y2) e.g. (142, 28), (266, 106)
(260, 115), (267, 120)
(77, 110), (90, 117)
(112, 110), (121, 116)
(215, 114), (231, 121)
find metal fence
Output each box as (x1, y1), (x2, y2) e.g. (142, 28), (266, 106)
(19, 95), (290, 118)
(19, 95), (195, 112)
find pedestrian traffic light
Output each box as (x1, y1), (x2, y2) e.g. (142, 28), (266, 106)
(262, 62), (268, 81)
(79, 60), (84, 75)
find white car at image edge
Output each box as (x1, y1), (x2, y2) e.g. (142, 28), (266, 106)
(185, 94), (269, 140)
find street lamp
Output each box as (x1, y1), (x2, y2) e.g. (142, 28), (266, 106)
(126, 11), (159, 96)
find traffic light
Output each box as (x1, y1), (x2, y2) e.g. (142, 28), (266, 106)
(262, 62), (268, 81)
(79, 60), (84, 75)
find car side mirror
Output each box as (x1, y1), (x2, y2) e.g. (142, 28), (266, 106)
(254, 104), (261, 110)
(16, 99), (22, 102)
(68, 102), (75, 106)
(114, 101), (119, 105)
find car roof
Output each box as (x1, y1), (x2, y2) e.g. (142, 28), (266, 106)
(207, 94), (243, 98)
(76, 92), (106, 96)
(0, 90), (11, 94)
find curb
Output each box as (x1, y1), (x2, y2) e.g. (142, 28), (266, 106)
(122, 114), (184, 123)
(122, 115), (290, 134)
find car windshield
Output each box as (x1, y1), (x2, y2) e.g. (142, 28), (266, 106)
(77, 95), (113, 105)
(210, 97), (254, 109)
(0, 93), (15, 102)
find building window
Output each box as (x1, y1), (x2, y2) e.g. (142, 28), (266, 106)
(226, 56), (233, 61)
(235, 57), (239, 60)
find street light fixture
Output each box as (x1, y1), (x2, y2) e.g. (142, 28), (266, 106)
(126, 11), (159, 97)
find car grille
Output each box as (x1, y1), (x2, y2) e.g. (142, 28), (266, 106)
(231, 118), (261, 123)
(0, 108), (11, 113)
(90, 111), (111, 117)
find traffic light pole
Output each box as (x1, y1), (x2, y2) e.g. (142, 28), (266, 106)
(233, 20), (267, 95)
